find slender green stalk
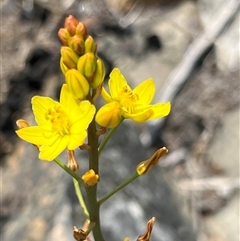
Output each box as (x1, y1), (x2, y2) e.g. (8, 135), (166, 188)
(98, 172), (139, 206)
(54, 157), (83, 184)
(85, 119), (105, 241)
(98, 117), (124, 155)
(73, 178), (89, 220)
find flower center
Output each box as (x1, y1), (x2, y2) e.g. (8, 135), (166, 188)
(118, 86), (139, 112)
(45, 105), (70, 135)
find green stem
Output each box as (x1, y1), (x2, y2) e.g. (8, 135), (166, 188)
(85, 119), (105, 241)
(54, 157), (83, 184)
(98, 172), (139, 206)
(85, 221), (96, 236)
(98, 117), (124, 155)
(73, 178), (89, 220)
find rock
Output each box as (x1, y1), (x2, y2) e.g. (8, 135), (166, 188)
(198, 0), (240, 71)
(202, 108), (240, 240)
(208, 108), (240, 178)
(203, 194), (240, 241)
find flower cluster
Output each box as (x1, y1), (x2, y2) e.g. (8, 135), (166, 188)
(16, 15), (171, 161)
(59, 15), (105, 100)
(15, 15), (172, 241)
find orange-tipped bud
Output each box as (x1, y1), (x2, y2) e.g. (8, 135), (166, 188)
(91, 58), (105, 89)
(82, 169), (99, 186)
(77, 53), (97, 82)
(64, 15), (79, 36)
(67, 150), (79, 173)
(136, 147), (168, 175)
(60, 57), (69, 75)
(137, 217), (156, 241)
(60, 46), (79, 69)
(84, 35), (97, 54)
(16, 119), (30, 129)
(68, 35), (85, 55)
(58, 28), (71, 46)
(76, 22), (88, 40)
(65, 69), (90, 100)
(95, 101), (122, 128)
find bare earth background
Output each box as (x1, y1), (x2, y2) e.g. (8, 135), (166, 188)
(1, 0), (239, 241)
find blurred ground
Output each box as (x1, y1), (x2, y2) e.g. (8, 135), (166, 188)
(1, 0), (239, 241)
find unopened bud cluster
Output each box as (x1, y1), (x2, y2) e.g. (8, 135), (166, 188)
(58, 15), (105, 100)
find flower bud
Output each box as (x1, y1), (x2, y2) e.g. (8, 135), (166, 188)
(91, 58), (105, 89)
(75, 22), (87, 40)
(137, 217), (156, 241)
(84, 35), (97, 54)
(77, 53), (97, 82)
(136, 147), (168, 175)
(73, 226), (87, 241)
(58, 28), (71, 46)
(61, 46), (79, 69)
(96, 101), (122, 128)
(65, 69), (90, 100)
(82, 169), (99, 186)
(16, 119), (30, 129)
(68, 35), (85, 55)
(64, 15), (79, 36)
(67, 150), (79, 173)
(60, 57), (69, 75)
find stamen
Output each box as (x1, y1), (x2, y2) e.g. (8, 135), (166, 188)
(45, 105), (69, 135)
(118, 86), (138, 112)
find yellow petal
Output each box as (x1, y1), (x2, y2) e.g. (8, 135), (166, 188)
(60, 84), (74, 113)
(16, 126), (48, 145)
(67, 131), (87, 150)
(61, 85), (90, 124)
(133, 78), (155, 105)
(101, 87), (112, 103)
(123, 109), (154, 122)
(96, 101), (122, 128)
(149, 102), (171, 119)
(109, 68), (128, 99)
(70, 100), (95, 128)
(71, 120), (89, 134)
(39, 135), (69, 161)
(32, 96), (58, 130)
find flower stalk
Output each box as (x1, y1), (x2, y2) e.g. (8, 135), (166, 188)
(73, 178), (89, 220)
(85, 119), (105, 241)
(98, 172), (139, 206)
(54, 157), (83, 184)
(98, 117), (124, 155)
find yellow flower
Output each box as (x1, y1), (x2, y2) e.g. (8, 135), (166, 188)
(96, 68), (171, 128)
(16, 84), (95, 161)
